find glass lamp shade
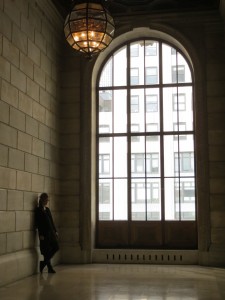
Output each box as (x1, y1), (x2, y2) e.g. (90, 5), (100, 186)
(64, 2), (115, 57)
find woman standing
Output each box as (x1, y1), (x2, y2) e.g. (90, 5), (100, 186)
(35, 193), (59, 273)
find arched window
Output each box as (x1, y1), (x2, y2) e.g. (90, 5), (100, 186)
(96, 39), (197, 249)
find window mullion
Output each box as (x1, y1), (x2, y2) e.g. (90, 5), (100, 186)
(175, 51), (181, 221)
(144, 40), (148, 221)
(127, 43), (132, 223)
(112, 55), (115, 220)
(159, 42), (165, 223)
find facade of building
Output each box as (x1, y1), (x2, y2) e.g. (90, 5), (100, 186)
(0, 0), (225, 287)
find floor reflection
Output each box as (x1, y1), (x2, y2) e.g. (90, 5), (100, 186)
(0, 264), (224, 300)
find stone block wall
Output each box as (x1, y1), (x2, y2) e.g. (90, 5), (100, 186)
(206, 21), (225, 261)
(0, 0), (62, 286)
(59, 47), (82, 263)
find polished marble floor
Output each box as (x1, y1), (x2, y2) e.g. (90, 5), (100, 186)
(0, 264), (225, 300)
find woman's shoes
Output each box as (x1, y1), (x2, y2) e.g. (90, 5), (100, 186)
(48, 268), (56, 273)
(47, 261), (56, 273)
(39, 261), (46, 273)
(40, 260), (56, 273)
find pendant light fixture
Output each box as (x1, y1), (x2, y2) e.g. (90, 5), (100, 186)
(64, 0), (115, 58)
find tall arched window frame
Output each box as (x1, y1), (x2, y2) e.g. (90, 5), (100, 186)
(96, 39), (197, 249)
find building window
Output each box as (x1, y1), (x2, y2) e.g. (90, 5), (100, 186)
(171, 48), (176, 55)
(175, 181), (195, 203)
(172, 65), (185, 83)
(146, 95), (158, 112)
(145, 42), (157, 56)
(131, 68), (139, 85)
(131, 95), (139, 113)
(174, 181), (195, 220)
(131, 153), (159, 174)
(99, 154), (110, 174)
(174, 152), (194, 173)
(146, 67), (158, 84)
(131, 153), (145, 173)
(99, 212), (110, 220)
(173, 93), (186, 111)
(147, 182), (160, 203)
(99, 91), (112, 112)
(132, 182), (145, 203)
(147, 153), (159, 174)
(99, 182), (110, 204)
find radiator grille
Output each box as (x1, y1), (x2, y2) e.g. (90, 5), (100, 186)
(92, 249), (198, 265)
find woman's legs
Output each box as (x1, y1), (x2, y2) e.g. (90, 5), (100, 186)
(40, 241), (59, 273)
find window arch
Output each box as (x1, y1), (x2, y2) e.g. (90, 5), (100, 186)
(96, 39), (197, 249)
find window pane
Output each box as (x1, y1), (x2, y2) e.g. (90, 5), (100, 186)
(99, 90), (112, 112)
(131, 95), (139, 113)
(114, 137), (127, 178)
(99, 179), (112, 220)
(162, 43), (175, 84)
(99, 137), (112, 178)
(162, 44), (192, 84)
(178, 135), (195, 177)
(131, 179), (146, 220)
(146, 95), (158, 112)
(99, 125), (110, 142)
(177, 52), (192, 83)
(99, 57), (112, 87)
(130, 41), (144, 85)
(146, 138), (160, 177)
(179, 178), (196, 220)
(146, 88), (160, 133)
(172, 65), (185, 83)
(173, 122), (187, 140)
(131, 43), (139, 57)
(165, 178), (178, 220)
(99, 154), (110, 174)
(163, 87), (178, 132)
(145, 67), (158, 85)
(99, 90), (112, 133)
(145, 41), (157, 56)
(114, 90), (127, 133)
(164, 135), (178, 177)
(130, 68), (139, 85)
(131, 89), (145, 132)
(131, 137), (145, 178)
(145, 41), (159, 84)
(114, 179), (127, 220)
(114, 46), (127, 86)
(147, 178), (161, 220)
(131, 124), (140, 142)
(178, 86), (193, 131)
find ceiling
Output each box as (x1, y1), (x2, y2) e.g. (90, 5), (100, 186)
(52, 0), (220, 18)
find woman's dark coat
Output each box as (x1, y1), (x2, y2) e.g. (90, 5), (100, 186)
(35, 206), (59, 259)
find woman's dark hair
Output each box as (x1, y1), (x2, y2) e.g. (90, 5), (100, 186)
(39, 193), (48, 207)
